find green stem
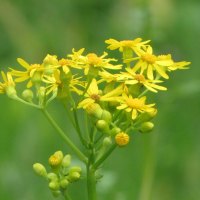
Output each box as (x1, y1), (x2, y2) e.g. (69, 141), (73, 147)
(93, 144), (117, 170)
(63, 191), (72, 200)
(73, 108), (88, 147)
(87, 164), (97, 200)
(41, 109), (88, 164)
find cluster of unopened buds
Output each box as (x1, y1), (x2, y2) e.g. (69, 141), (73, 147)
(0, 37), (190, 199)
(33, 151), (81, 197)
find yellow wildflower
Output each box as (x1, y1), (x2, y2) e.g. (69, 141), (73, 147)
(10, 58), (44, 88)
(105, 38), (150, 52)
(118, 68), (167, 93)
(78, 79), (122, 109)
(117, 94), (155, 120)
(43, 70), (83, 95)
(68, 49), (122, 75)
(131, 46), (174, 80)
(0, 71), (15, 94)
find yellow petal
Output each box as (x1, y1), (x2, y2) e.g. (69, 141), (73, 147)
(17, 58), (30, 69)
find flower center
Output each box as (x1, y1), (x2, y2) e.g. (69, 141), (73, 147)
(141, 53), (157, 64)
(126, 98), (144, 109)
(59, 58), (71, 66)
(87, 53), (102, 65)
(134, 74), (145, 82)
(90, 93), (100, 101)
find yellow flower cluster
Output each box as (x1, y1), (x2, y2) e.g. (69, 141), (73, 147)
(0, 38), (190, 146)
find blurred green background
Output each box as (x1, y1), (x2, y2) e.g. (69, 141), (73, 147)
(0, 0), (200, 199)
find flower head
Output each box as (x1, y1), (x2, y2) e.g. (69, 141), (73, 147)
(118, 68), (167, 93)
(117, 94), (155, 120)
(131, 46), (174, 80)
(105, 38), (150, 52)
(0, 71), (16, 98)
(68, 49), (122, 75)
(78, 79), (122, 109)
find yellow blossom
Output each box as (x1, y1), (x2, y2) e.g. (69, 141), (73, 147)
(99, 70), (119, 83)
(118, 68), (167, 93)
(130, 46), (174, 80)
(105, 38), (150, 52)
(0, 71), (15, 94)
(10, 58), (44, 88)
(115, 132), (130, 146)
(43, 69), (84, 96)
(68, 49), (122, 75)
(78, 79), (122, 109)
(117, 94), (155, 120)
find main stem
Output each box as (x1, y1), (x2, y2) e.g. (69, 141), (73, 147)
(87, 164), (97, 200)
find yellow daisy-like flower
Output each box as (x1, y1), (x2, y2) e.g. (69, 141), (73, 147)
(68, 49), (122, 75)
(131, 46), (174, 80)
(118, 68), (167, 93)
(0, 71), (15, 94)
(10, 58), (45, 88)
(105, 38), (150, 52)
(43, 69), (84, 95)
(78, 79), (122, 109)
(117, 94), (155, 120)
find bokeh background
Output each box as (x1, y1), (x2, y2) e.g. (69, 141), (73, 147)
(0, 0), (200, 199)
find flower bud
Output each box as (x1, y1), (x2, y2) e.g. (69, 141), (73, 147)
(62, 154), (71, 168)
(68, 171), (81, 182)
(47, 173), (58, 181)
(110, 127), (121, 136)
(22, 89), (34, 102)
(103, 137), (112, 147)
(69, 166), (82, 173)
(138, 108), (157, 122)
(51, 190), (61, 198)
(85, 103), (103, 119)
(139, 122), (154, 133)
(101, 110), (112, 123)
(48, 151), (63, 168)
(115, 132), (130, 147)
(33, 163), (47, 177)
(96, 120), (109, 132)
(59, 178), (69, 189)
(49, 181), (60, 191)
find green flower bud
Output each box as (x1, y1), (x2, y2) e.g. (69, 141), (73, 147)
(101, 110), (112, 123)
(69, 166), (82, 173)
(47, 173), (58, 181)
(60, 178), (69, 189)
(68, 171), (81, 182)
(33, 163), (47, 177)
(110, 127), (121, 136)
(103, 137), (112, 147)
(139, 122), (154, 133)
(6, 86), (17, 99)
(138, 108), (157, 122)
(62, 154), (71, 168)
(49, 181), (60, 191)
(22, 89), (33, 102)
(51, 190), (61, 198)
(86, 103), (103, 119)
(96, 120), (109, 132)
